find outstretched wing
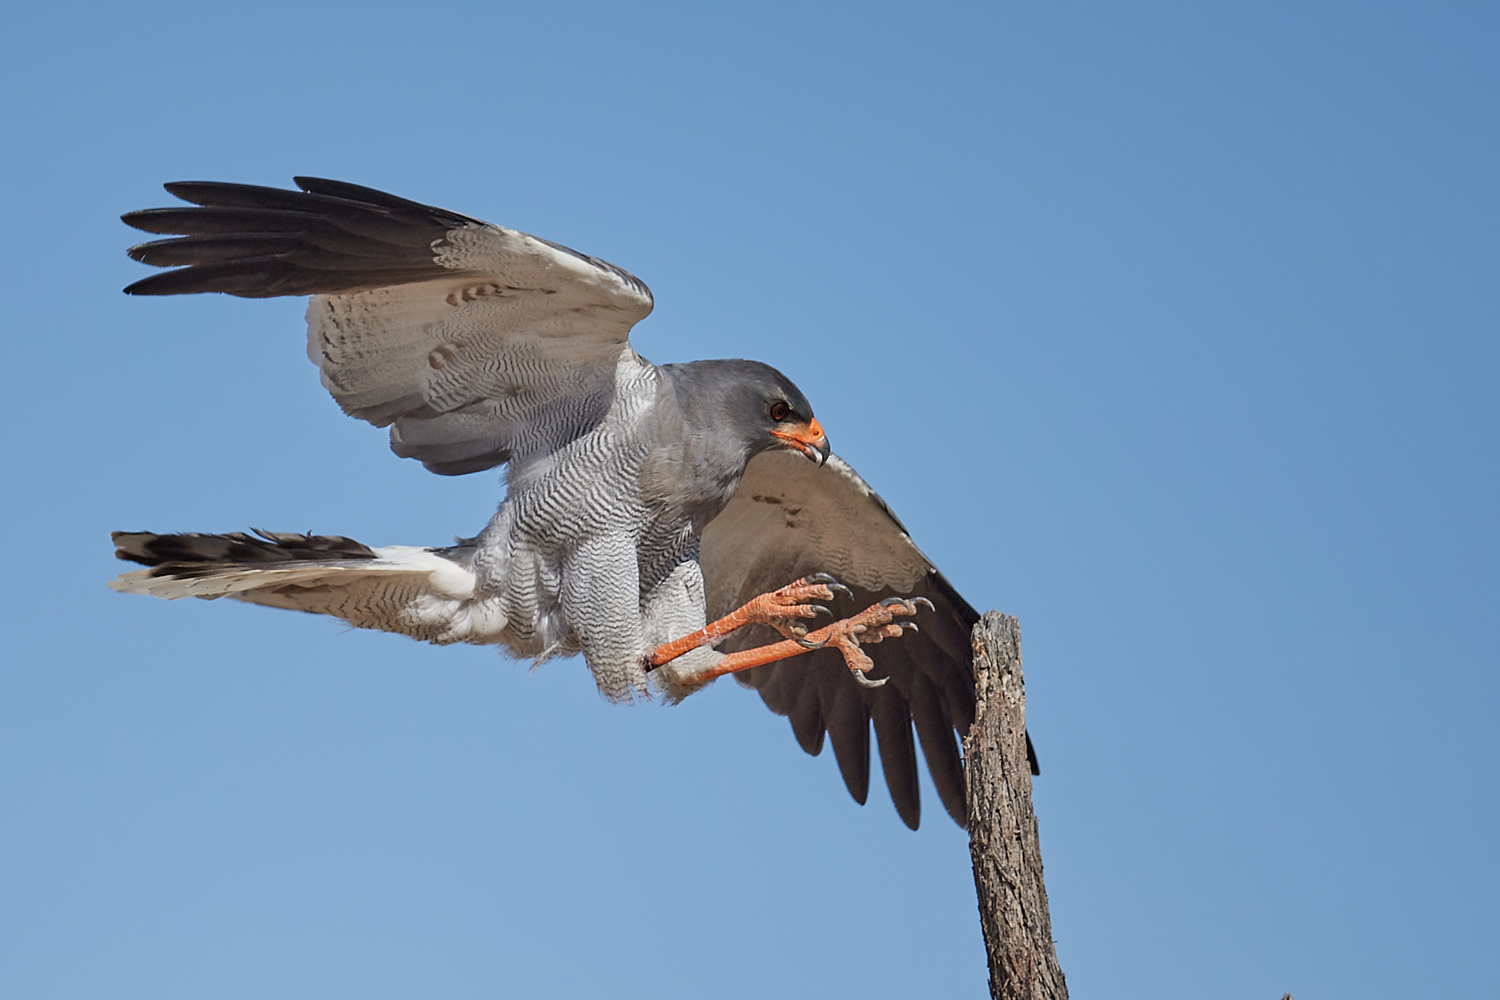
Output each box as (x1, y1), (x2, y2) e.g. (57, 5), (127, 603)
(700, 451), (1025, 830)
(123, 177), (654, 475)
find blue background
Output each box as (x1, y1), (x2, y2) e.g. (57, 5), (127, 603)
(2, 3), (1495, 997)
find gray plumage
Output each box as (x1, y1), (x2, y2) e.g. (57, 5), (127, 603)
(111, 177), (1024, 829)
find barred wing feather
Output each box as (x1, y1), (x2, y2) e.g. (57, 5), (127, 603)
(123, 177), (654, 475)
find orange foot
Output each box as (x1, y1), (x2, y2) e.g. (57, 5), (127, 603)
(796, 595), (934, 688)
(649, 577), (932, 689)
(648, 572), (850, 667)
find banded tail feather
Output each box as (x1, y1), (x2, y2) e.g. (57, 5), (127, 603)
(114, 529), (379, 570)
(109, 529), (507, 645)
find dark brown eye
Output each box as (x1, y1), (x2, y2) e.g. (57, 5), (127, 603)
(769, 400), (791, 422)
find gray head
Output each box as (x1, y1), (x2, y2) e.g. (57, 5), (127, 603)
(662, 359), (830, 467)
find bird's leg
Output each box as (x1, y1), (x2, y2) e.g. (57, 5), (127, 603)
(649, 590), (931, 689)
(648, 573), (847, 668)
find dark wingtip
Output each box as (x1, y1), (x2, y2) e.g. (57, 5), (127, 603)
(944, 794), (968, 828)
(119, 178), (481, 299)
(293, 175), (396, 202)
(121, 207), (172, 234)
(122, 275), (168, 295)
(160, 180), (226, 203)
(122, 271), (194, 296)
(293, 176), (485, 225)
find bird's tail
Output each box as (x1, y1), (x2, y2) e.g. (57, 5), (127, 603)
(109, 529), (507, 644)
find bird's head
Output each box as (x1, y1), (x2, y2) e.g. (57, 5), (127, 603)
(767, 406), (828, 465)
(670, 359), (830, 467)
(735, 362), (829, 467)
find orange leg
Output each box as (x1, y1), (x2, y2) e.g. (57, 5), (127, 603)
(649, 581), (932, 689)
(648, 573), (847, 668)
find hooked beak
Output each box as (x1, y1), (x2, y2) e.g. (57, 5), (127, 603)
(770, 416), (830, 467)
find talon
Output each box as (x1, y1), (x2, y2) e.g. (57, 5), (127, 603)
(911, 597), (935, 612)
(828, 582), (853, 601)
(809, 604), (832, 619)
(806, 572), (838, 586)
(879, 596), (911, 610)
(852, 670), (888, 689)
(900, 621), (919, 633)
(794, 635), (828, 650)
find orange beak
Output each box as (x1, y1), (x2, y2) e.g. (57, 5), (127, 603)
(770, 416), (830, 466)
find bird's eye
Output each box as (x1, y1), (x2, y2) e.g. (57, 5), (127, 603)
(769, 401), (791, 422)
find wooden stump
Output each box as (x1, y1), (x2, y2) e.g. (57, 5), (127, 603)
(966, 612), (1068, 1000)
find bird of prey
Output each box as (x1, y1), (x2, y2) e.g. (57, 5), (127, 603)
(110, 177), (1031, 829)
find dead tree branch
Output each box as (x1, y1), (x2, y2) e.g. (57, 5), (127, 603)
(966, 611), (1068, 1000)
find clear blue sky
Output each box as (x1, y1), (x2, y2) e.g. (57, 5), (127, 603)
(2, 3), (1495, 997)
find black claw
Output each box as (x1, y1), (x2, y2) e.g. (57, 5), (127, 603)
(806, 572), (839, 586)
(828, 582), (853, 601)
(852, 670), (889, 689)
(879, 596), (911, 609)
(795, 635), (829, 650)
(809, 604), (832, 619)
(912, 596), (935, 612)
(900, 621), (919, 633)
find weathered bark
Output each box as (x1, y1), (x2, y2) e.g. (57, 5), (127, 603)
(966, 612), (1068, 1000)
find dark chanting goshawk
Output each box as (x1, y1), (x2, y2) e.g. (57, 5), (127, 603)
(110, 177), (1034, 829)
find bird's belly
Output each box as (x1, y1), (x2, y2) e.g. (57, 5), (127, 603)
(465, 386), (702, 683)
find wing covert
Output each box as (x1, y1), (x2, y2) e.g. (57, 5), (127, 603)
(699, 451), (985, 829)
